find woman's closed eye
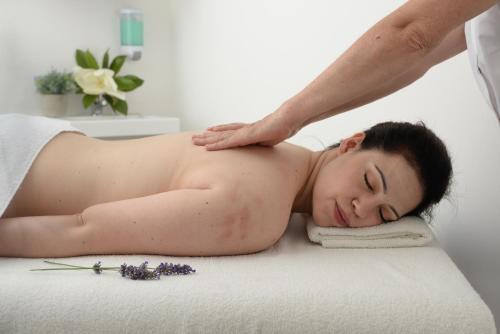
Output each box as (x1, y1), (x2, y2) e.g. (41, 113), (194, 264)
(364, 172), (390, 224)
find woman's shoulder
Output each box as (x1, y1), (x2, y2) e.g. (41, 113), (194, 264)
(213, 142), (311, 205)
(176, 137), (311, 198)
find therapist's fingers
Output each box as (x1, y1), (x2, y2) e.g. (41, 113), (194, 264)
(204, 128), (255, 150)
(192, 130), (232, 145)
(193, 129), (253, 149)
(203, 120), (287, 150)
(193, 110), (300, 150)
(191, 123), (246, 143)
(206, 123), (247, 131)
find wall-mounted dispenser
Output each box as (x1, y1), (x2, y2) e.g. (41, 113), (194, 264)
(120, 8), (143, 61)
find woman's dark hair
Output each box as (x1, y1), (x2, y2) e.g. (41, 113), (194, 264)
(327, 121), (452, 220)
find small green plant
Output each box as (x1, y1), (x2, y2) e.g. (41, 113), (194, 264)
(34, 69), (76, 94)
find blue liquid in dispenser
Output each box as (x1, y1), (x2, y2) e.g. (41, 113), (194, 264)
(120, 11), (143, 46)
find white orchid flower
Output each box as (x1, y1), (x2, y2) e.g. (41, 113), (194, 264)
(73, 66), (126, 100)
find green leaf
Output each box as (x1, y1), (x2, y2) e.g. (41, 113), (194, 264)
(103, 94), (115, 107)
(114, 76), (134, 92)
(102, 94), (127, 115)
(102, 49), (109, 69)
(113, 99), (128, 116)
(82, 94), (98, 109)
(109, 55), (127, 75)
(115, 75), (144, 92)
(75, 49), (88, 68)
(85, 50), (99, 69)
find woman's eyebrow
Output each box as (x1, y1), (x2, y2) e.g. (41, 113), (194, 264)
(374, 164), (400, 219)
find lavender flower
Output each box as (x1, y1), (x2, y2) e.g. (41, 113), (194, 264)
(31, 260), (196, 281)
(119, 261), (196, 280)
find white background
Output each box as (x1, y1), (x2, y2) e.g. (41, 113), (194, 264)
(1, 0), (499, 326)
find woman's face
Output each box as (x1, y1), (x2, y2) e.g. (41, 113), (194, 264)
(312, 133), (424, 228)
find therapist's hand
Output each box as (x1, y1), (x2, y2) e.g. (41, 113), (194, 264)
(191, 110), (301, 150)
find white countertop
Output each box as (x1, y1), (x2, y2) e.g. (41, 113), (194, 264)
(60, 114), (180, 138)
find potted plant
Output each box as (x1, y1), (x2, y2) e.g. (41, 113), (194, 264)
(34, 69), (76, 117)
(72, 49), (144, 116)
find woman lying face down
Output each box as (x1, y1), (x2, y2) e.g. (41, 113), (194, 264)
(0, 121), (451, 258)
(298, 121), (452, 228)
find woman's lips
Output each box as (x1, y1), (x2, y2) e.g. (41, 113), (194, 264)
(334, 202), (349, 227)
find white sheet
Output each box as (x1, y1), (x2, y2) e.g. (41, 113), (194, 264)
(0, 213), (495, 334)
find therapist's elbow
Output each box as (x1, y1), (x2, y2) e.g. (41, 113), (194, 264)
(399, 22), (441, 55)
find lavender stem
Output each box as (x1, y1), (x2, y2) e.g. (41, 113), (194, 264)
(43, 260), (88, 268)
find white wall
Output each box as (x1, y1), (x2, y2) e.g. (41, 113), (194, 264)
(169, 0), (500, 326)
(1, 0), (499, 327)
(0, 0), (175, 118)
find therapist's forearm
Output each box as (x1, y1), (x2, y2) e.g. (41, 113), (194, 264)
(314, 22), (468, 121)
(282, 19), (435, 127)
(306, 62), (429, 124)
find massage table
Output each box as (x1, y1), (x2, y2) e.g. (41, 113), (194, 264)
(0, 213), (495, 333)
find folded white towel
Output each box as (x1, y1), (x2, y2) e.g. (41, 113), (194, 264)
(306, 215), (434, 248)
(0, 113), (85, 217)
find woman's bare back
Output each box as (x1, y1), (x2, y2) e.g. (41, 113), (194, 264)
(5, 131), (309, 217)
(5, 132), (188, 217)
(1, 131), (311, 257)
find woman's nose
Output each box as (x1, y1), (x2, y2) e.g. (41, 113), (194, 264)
(352, 195), (381, 218)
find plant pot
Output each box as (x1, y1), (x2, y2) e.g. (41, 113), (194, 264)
(39, 94), (68, 117)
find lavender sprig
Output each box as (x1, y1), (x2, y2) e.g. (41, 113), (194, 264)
(31, 260), (196, 280)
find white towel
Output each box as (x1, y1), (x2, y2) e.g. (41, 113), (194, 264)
(0, 113), (85, 217)
(306, 215), (434, 248)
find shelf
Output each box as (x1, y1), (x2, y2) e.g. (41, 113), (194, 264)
(60, 114), (180, 138)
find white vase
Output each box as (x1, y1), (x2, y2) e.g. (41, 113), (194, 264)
(39, 94), (68, 117)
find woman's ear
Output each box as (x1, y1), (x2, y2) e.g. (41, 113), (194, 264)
(339, 132), (366, 154)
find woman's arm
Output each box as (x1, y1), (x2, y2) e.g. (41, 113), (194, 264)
(0, 187), (279, 258)
(0, 214), (85, 258)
